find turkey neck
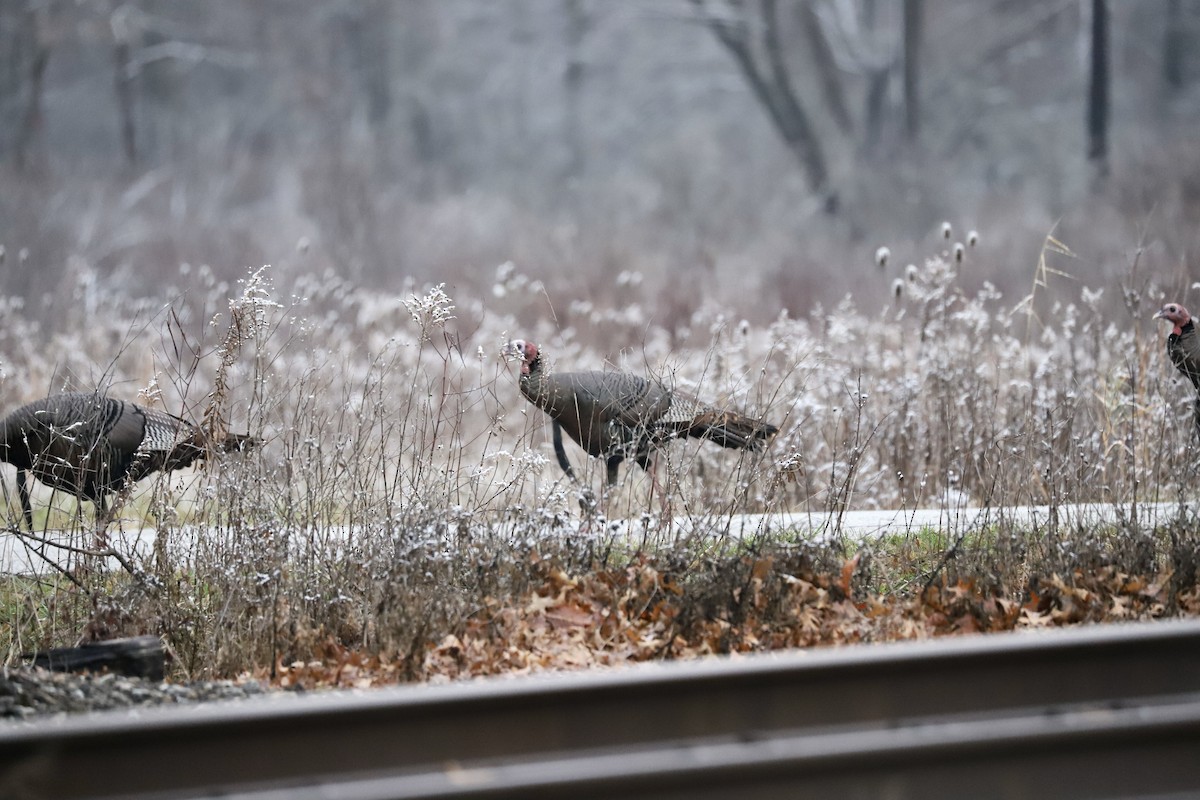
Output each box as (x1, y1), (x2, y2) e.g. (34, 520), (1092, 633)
(1169, 319), (1200, 390)
(517, 355), (597, 421)
(1170, 318), (1197, 352)
(518, 354), (552, 408)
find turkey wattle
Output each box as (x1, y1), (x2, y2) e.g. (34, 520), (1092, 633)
(1154, 301), (1200, 435)
(504, 339), (778, 485)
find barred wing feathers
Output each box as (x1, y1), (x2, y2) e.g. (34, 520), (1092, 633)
(0, 392), (258, 529)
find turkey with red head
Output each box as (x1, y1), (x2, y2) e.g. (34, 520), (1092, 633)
(503, 339), (778, 485)
(1154, 301), (1200, 435)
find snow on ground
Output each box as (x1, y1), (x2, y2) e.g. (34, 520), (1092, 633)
(0, 502), (1181, 576)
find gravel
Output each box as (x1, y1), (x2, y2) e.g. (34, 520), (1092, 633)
(0, 667), (272, 721)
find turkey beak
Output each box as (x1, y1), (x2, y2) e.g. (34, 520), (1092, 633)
(1153, 308), (1165, 320)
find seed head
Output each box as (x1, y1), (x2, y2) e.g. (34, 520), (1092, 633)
(967, 230), (979, 247)
(906, 263), (918, 282)
(875, 246), (890, 268)
(941, 221), (953, 240)
(404, 283), (456, 339)
(953, 243), (965, 263)
(892, 278), (904, 299)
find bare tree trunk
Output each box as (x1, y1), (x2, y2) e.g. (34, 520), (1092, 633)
(694, 0), (836, 212)
(0, 4), (23, 115)
(1164, 0), (1185, 90)
(902, 0), (921, 142)
(113, 41), (137, 165)
(760, 0), (831, 199)
(799, 0), (852, 134)
(858, 1), (892, 157)
(563, 0), (589, 178)
(14, 6), (48, 171)
(346, 1), (392, 125)
(862, 0), (878, 28)
(1087, 0), (1109, 173)
(862, 65), (889, 155)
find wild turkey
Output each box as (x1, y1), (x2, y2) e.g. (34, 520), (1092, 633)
(1154, 301), (1200, 435)
(0, 392), (257, 531)
(504, 339), (778, 485)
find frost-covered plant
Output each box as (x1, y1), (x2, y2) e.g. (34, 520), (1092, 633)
(0, 240), (1193, 676)
(403, 283), (456, 341)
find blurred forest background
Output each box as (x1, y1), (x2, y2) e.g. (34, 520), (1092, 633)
(2, 0), (1199, 331)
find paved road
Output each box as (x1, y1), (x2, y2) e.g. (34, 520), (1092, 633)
(0, 500), (1183, 575)
(677, 499), (1179, 539)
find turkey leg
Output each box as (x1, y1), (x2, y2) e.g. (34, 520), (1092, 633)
(551, 420), (577, 480)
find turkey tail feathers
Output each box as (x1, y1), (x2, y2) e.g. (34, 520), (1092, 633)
(688, 410), (778, 451)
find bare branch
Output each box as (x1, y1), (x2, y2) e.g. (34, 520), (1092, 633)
(799, 0), (852, 134)
(691, 0), (834, 206)
(121, 41), (255, 80)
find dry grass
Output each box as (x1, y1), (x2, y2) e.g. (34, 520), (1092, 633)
(0, 233), (1198, 679)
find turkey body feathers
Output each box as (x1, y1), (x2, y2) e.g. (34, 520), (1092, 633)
(1167, 321), (1200, 391)
(0, 392), (256, 530)
(1155, 303), (1200, 438)
(522, 368), (671, 463)
(508, 340), (778, 485)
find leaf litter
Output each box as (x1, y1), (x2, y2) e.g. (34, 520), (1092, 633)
(265, 544), (1200, 691)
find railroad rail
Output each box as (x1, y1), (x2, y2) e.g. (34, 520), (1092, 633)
(3, 619), (1200, 799)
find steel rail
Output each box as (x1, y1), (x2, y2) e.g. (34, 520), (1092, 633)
(3, 619), (1200, 799)
(164, 696), (1200, 800)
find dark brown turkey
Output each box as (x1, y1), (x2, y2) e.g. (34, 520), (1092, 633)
(504, 339), (778, 485)
(1155, 301), (1200, 435)
(0, 392), (257, 530)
